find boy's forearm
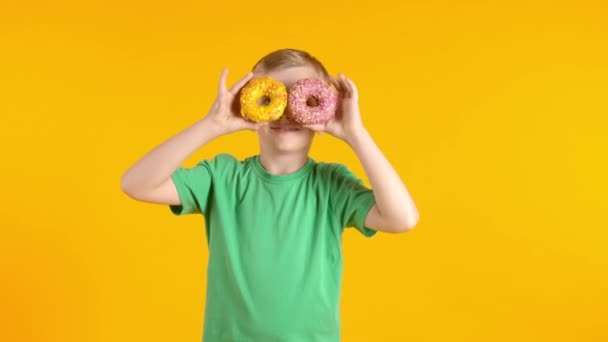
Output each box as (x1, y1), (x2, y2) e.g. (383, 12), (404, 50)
(346, 129), (420, 229)
(120, 117), (224, 195)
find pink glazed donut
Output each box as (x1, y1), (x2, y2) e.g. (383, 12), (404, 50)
(287, 79), (338, 125)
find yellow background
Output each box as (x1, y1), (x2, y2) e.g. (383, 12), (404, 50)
(1, 0), (607, 341)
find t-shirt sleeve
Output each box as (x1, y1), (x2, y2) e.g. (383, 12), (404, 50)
(330, 164), (378, 237)
(168, 153), (234, 216)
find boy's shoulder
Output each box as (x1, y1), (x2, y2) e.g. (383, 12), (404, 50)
(203, 152), (240, 164)
(193, 153), (242, 169)
(312, 158), (356, 173)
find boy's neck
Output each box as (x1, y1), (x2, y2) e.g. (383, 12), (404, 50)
(258, 151), (309, 175)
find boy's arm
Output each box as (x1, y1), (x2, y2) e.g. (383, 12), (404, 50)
(120, 69), (259, 204)
(304, 73), (419, 233)
(346, 129), (419, 233)
(120, 118), (224, 204)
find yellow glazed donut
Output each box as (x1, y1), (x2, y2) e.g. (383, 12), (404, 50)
(239, 77), (287, 122)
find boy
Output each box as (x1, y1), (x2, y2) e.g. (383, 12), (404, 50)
(121, 49), (419, 341)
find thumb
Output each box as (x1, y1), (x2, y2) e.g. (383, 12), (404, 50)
(248, 121), (266, 131)
(303, 124), (325, 133)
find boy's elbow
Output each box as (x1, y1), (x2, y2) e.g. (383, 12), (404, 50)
(392, 224), (415, 233)
(120, 173), (138, 197)
(120, 174), (130, 193)
(393, 214), (419, 233)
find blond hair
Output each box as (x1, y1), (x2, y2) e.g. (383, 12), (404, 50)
(252, 48), (330, 81)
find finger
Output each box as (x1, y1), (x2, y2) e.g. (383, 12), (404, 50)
(339, 74), (351, 95)
(342, 74), (359, 99)
(303, 124), (325, 133)
(329, 76), (346, 102)
(241, 118), (265, 128)
(329, 75), (340, 86)
(337, 73), (351, 97)
(246, 122), (264, 131)
(229, 71), (254, 95)
(254, 122), (268, 131)
(329, 76), (342, 94)
(218, 68), (229, 94)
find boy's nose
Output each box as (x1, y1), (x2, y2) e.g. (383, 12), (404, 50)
(279, 110), (295, 123)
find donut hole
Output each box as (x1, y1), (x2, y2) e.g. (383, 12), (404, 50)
(306, 96), (319, 107)
(257, 96), (272, 106)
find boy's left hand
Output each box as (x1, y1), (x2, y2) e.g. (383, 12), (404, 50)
(303, 73), (366, 143)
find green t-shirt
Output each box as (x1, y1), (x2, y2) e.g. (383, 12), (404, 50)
(169, 153), (377, 342)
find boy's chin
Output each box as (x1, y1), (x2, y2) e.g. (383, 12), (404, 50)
(257, 128), (314, 149)
(271, 142), (310, 153)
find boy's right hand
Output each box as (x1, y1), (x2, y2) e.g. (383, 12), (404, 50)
(204, 68), (263, 135)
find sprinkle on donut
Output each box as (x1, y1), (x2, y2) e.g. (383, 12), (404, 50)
(287, 79), (337, 125)
(240, 77), (288, 122)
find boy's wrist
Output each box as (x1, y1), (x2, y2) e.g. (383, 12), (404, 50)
(197, 116), (228, 138)
(344, 127), (370, 146)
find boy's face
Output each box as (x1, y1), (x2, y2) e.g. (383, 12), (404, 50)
(255, 65), (324, 155)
